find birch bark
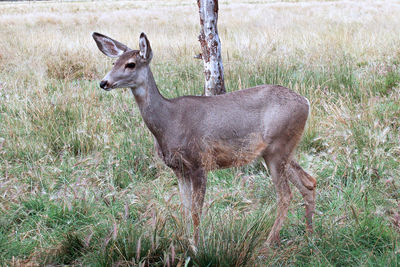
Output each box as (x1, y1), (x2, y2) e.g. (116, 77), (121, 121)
(197, 0), (226, 96)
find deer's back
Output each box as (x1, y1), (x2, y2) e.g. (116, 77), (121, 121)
(158, 85), (309, 170)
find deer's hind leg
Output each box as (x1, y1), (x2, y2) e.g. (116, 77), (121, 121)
(287, 161), (316, 232)
(263, 154), (293, 245)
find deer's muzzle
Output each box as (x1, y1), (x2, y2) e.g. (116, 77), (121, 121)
(100, 80), (109, 90)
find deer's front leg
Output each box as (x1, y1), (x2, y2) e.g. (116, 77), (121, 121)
(175, 170), (192, 235)
(190, 168), (207, 245)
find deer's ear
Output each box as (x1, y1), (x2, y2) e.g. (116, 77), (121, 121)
(92, 32), (131, 58)
(139, 32), (153, 61)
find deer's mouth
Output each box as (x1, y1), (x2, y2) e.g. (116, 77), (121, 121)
(101, 82), (118, 91)
(99, 79), (118, 91)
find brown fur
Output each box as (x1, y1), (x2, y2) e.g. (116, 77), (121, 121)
(200, 134), (267, 170)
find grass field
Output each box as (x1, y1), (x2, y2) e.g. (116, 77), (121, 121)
(0, 0), (400, 266)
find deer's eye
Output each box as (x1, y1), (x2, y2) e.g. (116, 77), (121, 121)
(125, 63), (136, 69)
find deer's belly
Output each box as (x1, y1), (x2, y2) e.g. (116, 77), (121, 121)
(200, 135), (268, 171)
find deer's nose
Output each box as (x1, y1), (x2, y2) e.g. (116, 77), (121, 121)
(100, 80), (108, 89)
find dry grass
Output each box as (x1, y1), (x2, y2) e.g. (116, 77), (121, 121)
(0, 0), (399, 266)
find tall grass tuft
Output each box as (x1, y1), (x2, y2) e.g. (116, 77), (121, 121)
(190, 208), (273, 267)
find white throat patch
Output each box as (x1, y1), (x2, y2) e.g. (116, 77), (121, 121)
(132, 86), (146, 97)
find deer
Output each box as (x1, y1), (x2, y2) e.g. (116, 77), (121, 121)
(92, 32), (317, 247)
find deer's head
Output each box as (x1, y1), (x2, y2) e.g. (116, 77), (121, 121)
(92, 32), (153, 92)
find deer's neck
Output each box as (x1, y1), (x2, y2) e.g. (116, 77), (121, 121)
(131, 69), (169, 140)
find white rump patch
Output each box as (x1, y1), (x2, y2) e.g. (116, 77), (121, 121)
(305, 97), (311, 116)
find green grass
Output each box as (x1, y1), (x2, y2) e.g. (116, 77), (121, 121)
(1, 55), (399, 265)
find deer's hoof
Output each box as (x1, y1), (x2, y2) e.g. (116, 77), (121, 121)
(188, 238), (198, 254)
(266, 234), (281, 247)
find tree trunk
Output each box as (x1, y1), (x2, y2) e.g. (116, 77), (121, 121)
(197, 0), (226, 96)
